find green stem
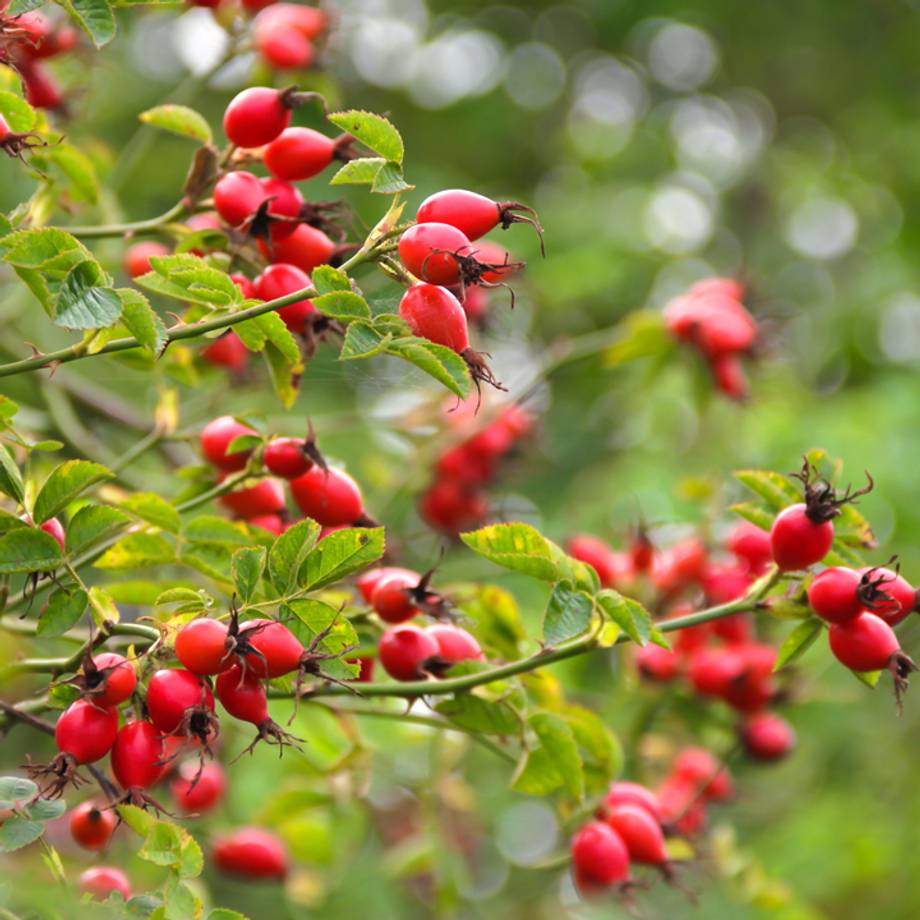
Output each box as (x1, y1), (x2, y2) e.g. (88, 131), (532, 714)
(0, 244), (379, 381)
(61, 201), (188, 239)
(283, 569), (781, 701)
(315, 702), (517, 764)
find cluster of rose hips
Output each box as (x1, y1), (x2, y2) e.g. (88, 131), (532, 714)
(396, 188), (540, 390)
(355, 566), (484, 681)
(420, 399), (535, 534)
(570, 523), (796, 762)
(663, 277), (758, 400)
(571, 747), (733, 897)
(771, 462), (917, 701)
(0, 9), (77, 111)
(199, 415), (370, 534)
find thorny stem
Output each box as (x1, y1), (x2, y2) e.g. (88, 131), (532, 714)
(0, 241), (384, 380)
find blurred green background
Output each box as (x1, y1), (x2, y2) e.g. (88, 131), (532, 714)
(3, 1), (920, 917)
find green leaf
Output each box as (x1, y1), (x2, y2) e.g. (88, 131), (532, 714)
(434, 694), (521, 735)
(232, 546), (266, 602)
(458, 585), (526, 661)
(850, 668), (883, 688)
(0, 817), (44, 852)
(311, 290), (371, 321)
(26, 798), (66, 821)
(136, 254), (241, 307)
(0, 528), (62, 574)
(54, 261), (122, 330)
(512, 712), (584, 800)
(46, 143), (99, 204)
(0, 90), (36, 132)
(461, 523), (560, 581)
(118, 288), (168, 356)
(120, 493), (181, 533)
(140, 104), (212, 143)
(94, 532), (175, 569)
(34, 460), (113, 523)
(268, 519), (321, 592)
(285, 599), (360, 675)
(64, 504), (130, 556)
(139, 821), (184, 867)
(596, 589), (652, 646)
(735, 469), (800, 510)
(384, 338), (471, 398)
(1, 227), (89, 271)
(729, 502), (773, 531)
(0, 776), (38, 808)
(0, 444), (24, 503)
(371, 162), (413, 195)
(310, 265), (351, 294)
(339, 321), (389, 359)
(183, 515), (251, 545)
(328, 110), (403, 163)
(329, 156), (387, 186)
(37, 587), (88, 637)
(543, 581), (594, 645)
(252, 310), (301, 364)
(61, 0), (117, 48)
(207, 910), (249, 920)
(601, 309), (671, 367)
(560, 704), (623, 782)
(87, 586), (119, 625)
(300, 527), (385, 591)
(118, 803), (156, 836)
(774, 618), (824, 671)
(263, 340), (301, 409)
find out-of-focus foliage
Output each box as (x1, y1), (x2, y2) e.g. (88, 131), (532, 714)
(2, 1), (920, 919)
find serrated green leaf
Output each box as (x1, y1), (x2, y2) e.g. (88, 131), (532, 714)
(232, 546), (266, 602)
(543, 581), (594, 646)
(329, 156), (386, 186)
(26, 798), (66, 821)
(735, 469), (801, 510)
(120, 493), (181, 533)
(328, 110), (403, 163)
(37, 587), (87, 637)
(0, 444), (24, 503)
(87, 586), (119, 625)
(62, 0), (116, 48)
(34, 460), (113, 523)
(64, 504), (130, 556)
(774, 618), (823, 670)
(339, 321), (389, 359)
(0, 817), (44, 852)
(300, 527), (385, 590)
(285, 598), (360, 676)
(0, 90), (36, 132)
(512, 712), (583, 800)
(0, 776), (38, 807)
(94, 532), (175, 569)
(312, 290), (370, 321)
(560, 704), (623, 781)
(371, 162), (413, 195)
(1, 227), (89, 271)
(384, 337), (471, 398)
(311, 265), (351, 294)
(0, 528), (62, 573)
(268, 519), (321, 592)
(596, 589), (652, 646)
(461, 523), (560, 581)
(54, 261), (122, 330)
(729, 502), (773, 531)
(434, 694), (521, 735)
(263, 340), (300, 409)
(140, 104), (212, 143)
(183, 516), (251, 545)
(46, 143), (99, 204)
(118, 288), (168, 356)
(118, 803), (156, 836)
